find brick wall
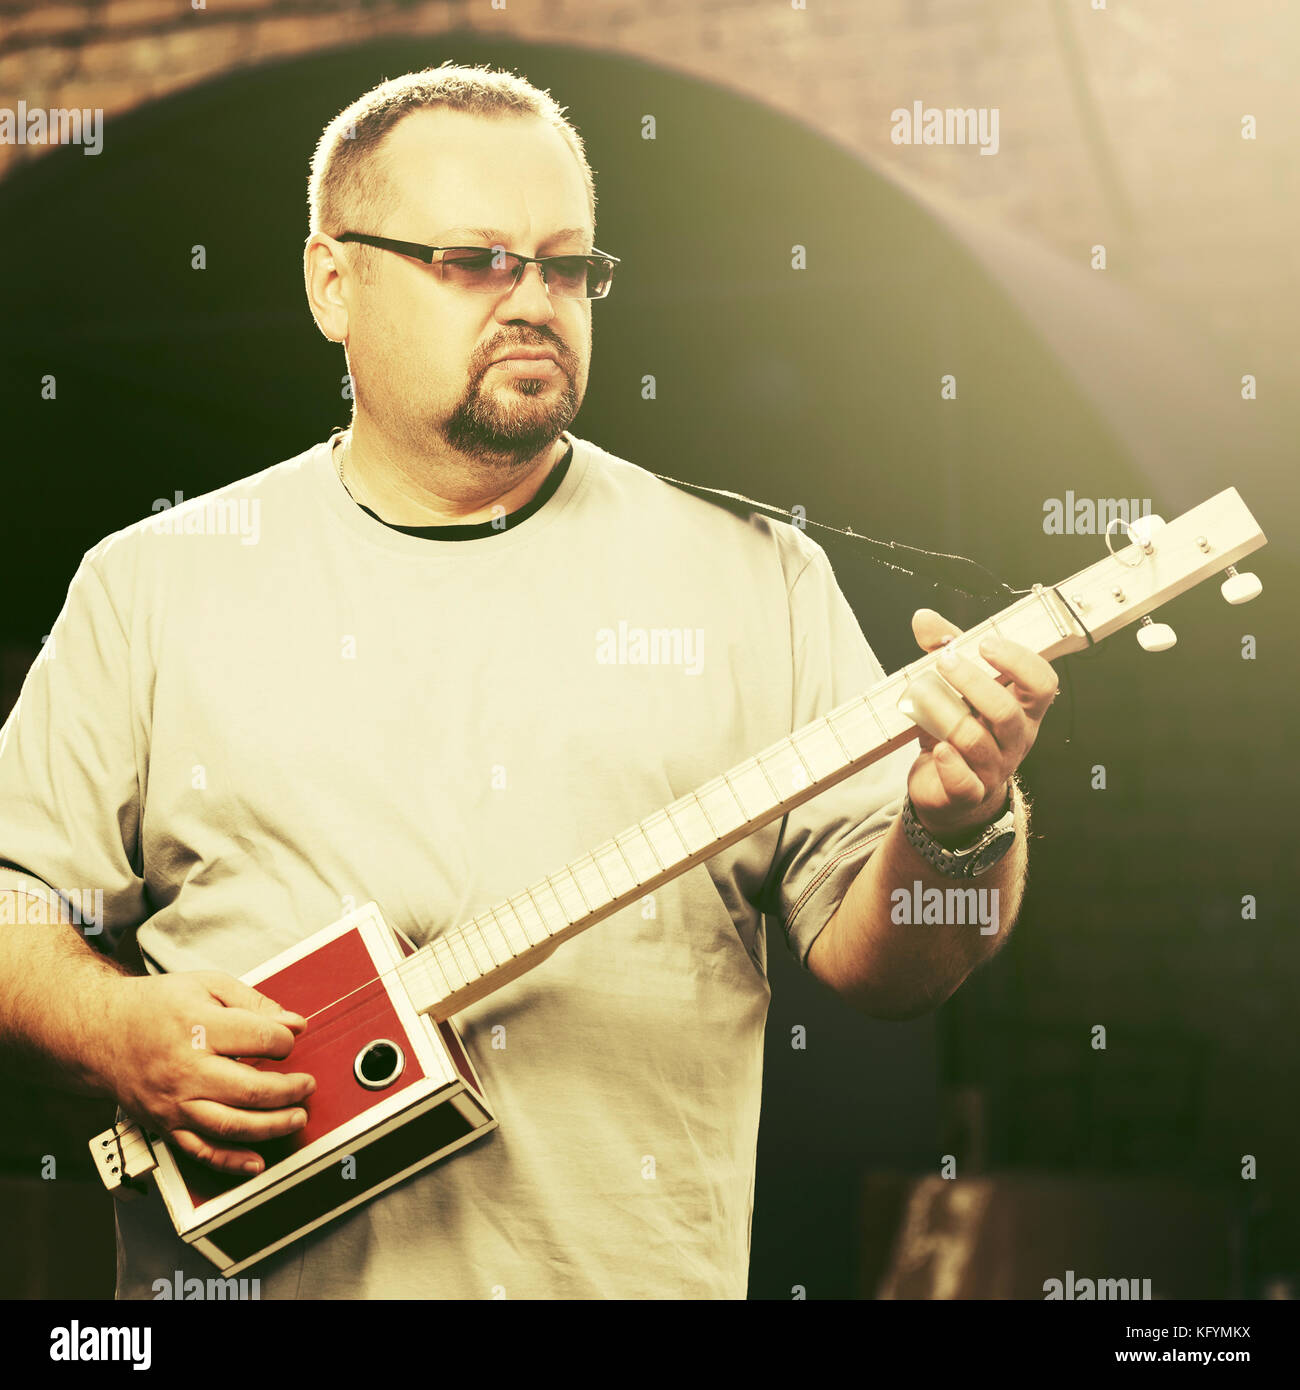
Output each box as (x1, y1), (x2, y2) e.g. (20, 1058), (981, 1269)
(1, 0), (1295, 361)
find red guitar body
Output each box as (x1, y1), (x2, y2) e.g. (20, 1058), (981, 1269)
(92, 904), (496, 1275)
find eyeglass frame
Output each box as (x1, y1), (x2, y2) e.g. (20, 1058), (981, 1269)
(332, 232), (621, 299)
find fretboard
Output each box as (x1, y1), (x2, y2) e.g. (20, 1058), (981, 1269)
(389, 484), (1267, 1020)
(400, 582), (1082, 1021)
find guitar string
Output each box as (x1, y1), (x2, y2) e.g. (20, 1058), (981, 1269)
(290, 638), (1053, 1035)
(650, 472), (1032, 601)
(191, 487), (1090, 1060)
(117, 489), (1180, 1157)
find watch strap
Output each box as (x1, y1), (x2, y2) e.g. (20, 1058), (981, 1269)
(901, 783), (1017, 879)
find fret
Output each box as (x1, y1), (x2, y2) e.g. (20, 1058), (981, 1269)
(639, 813), (676, 870)
(481, 907), (515, 965)
(571, 855), (612, 913)
(595, 840), (639, 898)
(692, 791), (719, 838)
(587, 849), (616, 899)
(673, 798), (714, 853)
(874, 680), (915, 738)
(662, 802), (703, 856)
(823, 713), (853, 762)
(788, 737), (815, 789)
(463, 922), (495, 975)
(419, 950), (452, 1002)
(549, 870), (588, 923)
(535, 877), (570, 933)
(720, 770), (752, 823)
(616, 828), (660, 882)
(730, 759), (776, 816)
(697, 776), (748, 837)
(431, 951), (455, 1001)
(433, 936), (466, 991)
(791, 721), (846, 779)
(566, 865), (596, 916)
(754, 751), (784, 802)
(449, 929), (481, 982)
(515, 890), (550, 947)
(827, 702), (875, 760)
(862, 690), (893, 742)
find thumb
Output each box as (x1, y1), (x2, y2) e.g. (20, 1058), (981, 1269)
(912, 607), (963, 654)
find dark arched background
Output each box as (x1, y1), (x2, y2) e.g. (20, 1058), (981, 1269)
(1, 37), (1294, 1298)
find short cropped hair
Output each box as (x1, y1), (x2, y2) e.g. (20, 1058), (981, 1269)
(307, 61), (597, 280)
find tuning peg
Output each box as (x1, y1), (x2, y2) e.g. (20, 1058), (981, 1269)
(1127, 515), (1166, 551)
(1221, 565), (1262, 604)
(1137, 615), (1177, 651)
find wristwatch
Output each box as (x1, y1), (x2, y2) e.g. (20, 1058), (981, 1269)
(901, 784), (1018, 880)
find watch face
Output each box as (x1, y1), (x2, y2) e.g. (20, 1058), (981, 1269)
(969, 829), (1016, 876)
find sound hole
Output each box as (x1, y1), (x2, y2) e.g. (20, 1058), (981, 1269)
(354, 1039), (405, 1090)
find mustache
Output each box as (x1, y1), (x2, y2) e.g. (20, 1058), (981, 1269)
(486, 339), (567, 363)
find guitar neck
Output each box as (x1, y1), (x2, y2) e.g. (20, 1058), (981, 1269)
(400, 590), (1067, 1021)
(396, 487), (1265, 1022)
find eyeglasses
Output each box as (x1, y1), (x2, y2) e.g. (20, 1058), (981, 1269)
(334, 233), (620, 300)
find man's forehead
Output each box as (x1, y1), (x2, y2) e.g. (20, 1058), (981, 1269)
(381, 109), (588, 215)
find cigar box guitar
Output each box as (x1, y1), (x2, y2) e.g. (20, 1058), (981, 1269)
(90, 488), (1266, 1275)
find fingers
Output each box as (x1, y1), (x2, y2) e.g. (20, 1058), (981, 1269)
(174, 975), (316, 1171)
(930, 741), (991, 809)
(170, 1125), (290, 1177)
(197, 975), (308, 1060)
(201, 1054), (316, 1111)
(179, 1095), (311, 1149)
(912, 608), (963, 651)
(204, 974), (307, 1032)
(976, 634), (1058, 718)
(933, 643), (1023, 771)
(169, 1058), (316, 1173)
(203, 1009), (303, 1062)
(912, 610), (1058, 726)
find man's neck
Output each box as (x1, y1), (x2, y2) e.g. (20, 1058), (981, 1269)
(336, 428), (567, 528)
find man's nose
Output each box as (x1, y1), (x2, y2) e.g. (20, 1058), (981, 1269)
(497, 261), (556, 322)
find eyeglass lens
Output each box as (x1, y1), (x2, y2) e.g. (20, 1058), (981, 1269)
(438, 248), (613, 298)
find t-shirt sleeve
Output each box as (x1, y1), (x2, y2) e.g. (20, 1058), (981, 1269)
(756, 538), (915, 969)
(0, 551), (147, 953)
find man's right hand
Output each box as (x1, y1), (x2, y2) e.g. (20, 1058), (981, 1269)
(100, 971), (316, 1175)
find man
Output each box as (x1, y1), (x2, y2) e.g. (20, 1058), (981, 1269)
(0, 63), (1055, 1298)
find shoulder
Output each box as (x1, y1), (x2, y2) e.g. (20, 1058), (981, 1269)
(76, 440), (323, 599)
(571, 433), (827, 588)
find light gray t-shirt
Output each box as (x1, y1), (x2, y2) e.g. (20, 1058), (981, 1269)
(0, 430), (913, 1298)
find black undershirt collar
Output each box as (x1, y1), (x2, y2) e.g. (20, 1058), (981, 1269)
(352, 442), (573, 540)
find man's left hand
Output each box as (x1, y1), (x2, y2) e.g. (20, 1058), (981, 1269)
(906, 608), (1058, 843)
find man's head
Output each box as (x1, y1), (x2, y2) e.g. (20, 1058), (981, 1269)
(305, 64), (601, 472)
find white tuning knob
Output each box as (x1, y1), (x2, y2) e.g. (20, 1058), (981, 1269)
(1137, 616), (1177, 651)
(1127, 514), (1166, 548)
(1221, 566), (1262, 604)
